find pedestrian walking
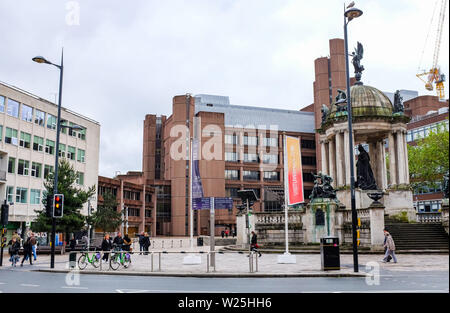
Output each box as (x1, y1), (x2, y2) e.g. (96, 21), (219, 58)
(138, 231), (145, 255)
(142, 232), (150, 255)
(123, 233), (132, 252)
(69, 235), (77, 251)
(21, 237), (33, 266)
(382, 229), (397, 263)
(221, 230), (225, 238)
(225, 229), (229, 238)
(30, 233), (37, 261)
(101, 234), (112, 262)
(113, 232), (124, 250)
(9, 237), (21, 267)
(383, 233), (392, 263)
(249, 231), (261, 257)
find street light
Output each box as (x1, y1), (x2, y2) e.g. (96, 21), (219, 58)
(344, 3), (363, 273)
(33, 49), (64, 269)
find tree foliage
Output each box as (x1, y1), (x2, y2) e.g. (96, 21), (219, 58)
(32, 159), (96, 234)
(88, 191), (122, 233)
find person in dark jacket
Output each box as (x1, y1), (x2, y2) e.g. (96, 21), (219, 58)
(142, 232), (150, 255)
(9, 237), (21, 267)
(123, 234), (132, 252)
(21, 237), (33, 266)
(69, 235), (77, 251)
(138, 231), (145, 255)
(249, 231), (261, 257)
(101, 234), (112, 262)
(113, 232), (124, 250)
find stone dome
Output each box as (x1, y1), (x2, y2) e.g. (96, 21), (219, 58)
(328, 84), (393, 120)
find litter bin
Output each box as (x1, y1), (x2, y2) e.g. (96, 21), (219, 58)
(320, 236), (340, 271)
(197, 237), (203, 247)
(69, 252), (77, 269)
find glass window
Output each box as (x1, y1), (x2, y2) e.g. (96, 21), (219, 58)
(47, 114), (57, 130)
(244, 153), (259, 163)
(225, 152), (239, 162)
(6, 186), (15, 203)
(243, 170), (260, 180)
(244, 136), (258, 146)
(19, 132), (31, 149)
(68, 146), (76, 160)
(18, 159), (30, 176)
(225, 169), (239, 180)
(264, 171), (280, 181)
(8, 157), (15, 174)
(263, 137), (278, 147)
(68, 122), (78, 137)
(58, 143), (66, 158)
(76, 172), (84, 185)
(301, 139), (315, 149)
(77, 149), (85, 163)
(30, 189), (41, 205)
(16, 187), (28, 204)
(7, 99), (19, 118)
(45, 139), (55, 155)
(31, 162), (42, 178)
(225, 188), (239, 198)
(44, 165), (54, 179)
(225, 134), (239, 145)
(34, 109), (45, 126)
(5, 127), (18, 145)
(33, 136), (44, 152)
(21, 104), (33, 122)
(77, 127), (86, 140)
(262, 154), (278, 164)
(0, 95), (5, 112)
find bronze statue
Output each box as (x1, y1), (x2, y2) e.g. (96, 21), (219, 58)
(335, 89), (348, 113)
(355, 144), (377, 190)
(310, 172), (337, 200)
(321, 104), (329, 124)
(351, 42), (365, 85)
(393, 90), (404, 114)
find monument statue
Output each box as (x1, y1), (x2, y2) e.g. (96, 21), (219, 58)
(355, 144), (378, 190)
(321, 104), (329, 124)
(393, 90), (404, 114)
(443, 171), (449, 199)
(335, 89), (348, 113)
(351, 42), (365, 85)
(310, 172), (337, 200)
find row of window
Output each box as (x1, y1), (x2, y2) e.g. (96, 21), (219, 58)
(0, 125), (86, 162)
(407, 120), (449, 143)
(413, 182), (443, 195)
(415, 200), (441, 213)
(225, 152), (279, 164)
(0, 95), (86, 140)
(6, 187), (42, 204)
(224, 135), (278, 147)
(225, 170), (282, 181)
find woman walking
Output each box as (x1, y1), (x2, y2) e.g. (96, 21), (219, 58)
(142, 232), (150, 255)
(9, 237), (20, 267)
(21, 237), (33, 266)
(382, 229), (397, 263)
(101, 234), (112, 262)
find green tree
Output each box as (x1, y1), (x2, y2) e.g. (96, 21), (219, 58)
(88, 191), (122, 234)
(408, 122), (449, 189)
(32, 159), (96, 234)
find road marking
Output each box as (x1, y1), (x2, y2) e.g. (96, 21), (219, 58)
(61, 286), (88, 290)
(20, 283), (40, 287)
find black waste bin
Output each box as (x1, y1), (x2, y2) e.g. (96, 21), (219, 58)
(320, 236), (340, 271)
(197, 237), (203, 247)
(69, 252), (77, 269)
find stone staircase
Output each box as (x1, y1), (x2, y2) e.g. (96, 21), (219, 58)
(385, 223), (449, 251)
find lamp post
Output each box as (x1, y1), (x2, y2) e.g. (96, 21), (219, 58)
(344, 3), (363, 273)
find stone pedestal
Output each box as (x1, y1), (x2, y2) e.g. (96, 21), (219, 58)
(236, 213), (255, 248)
(442, 198), (449, 234)
(303, 199), (341, 244)
(368, 202), (385, 251)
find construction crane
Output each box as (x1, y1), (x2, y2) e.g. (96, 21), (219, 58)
(416, 0), (447, 102)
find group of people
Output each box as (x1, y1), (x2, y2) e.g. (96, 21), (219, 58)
(8, 232), (38, 267)
(220, 229), (236, 238)
(100, 231), (151, 262)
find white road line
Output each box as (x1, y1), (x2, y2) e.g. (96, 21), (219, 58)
(20, 284), (40, 287)
(61, 286), (88, 290)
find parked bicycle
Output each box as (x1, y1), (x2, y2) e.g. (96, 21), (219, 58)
(109, 244), (131, 270)
(78, 251), (101, 270)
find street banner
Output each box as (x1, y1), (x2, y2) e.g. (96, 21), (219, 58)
(192, 138), (204, 199)
(284, 136), (304, 205)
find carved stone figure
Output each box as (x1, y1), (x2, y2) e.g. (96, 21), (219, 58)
(355, 144), (377, 190)
(351, 42), (365, 84)
(393, 90), (404, 114)
(310, 172), (337, 200)
(335, 89), (348, 113)
(321, 104), (329, 124)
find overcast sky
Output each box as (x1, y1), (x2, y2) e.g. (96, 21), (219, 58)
(0, 0), (448, 178)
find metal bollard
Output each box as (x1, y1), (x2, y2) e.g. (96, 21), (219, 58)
(207, 253), (210, 273)
(159, 252), (161, 272)
(249, 252), (253, 273)
(151, 252), (154, 272)
(255, 251), (258, 272)
(180, 239), (182, 248)
(171, 240), (173, 248)
(162, 241), (164, 249)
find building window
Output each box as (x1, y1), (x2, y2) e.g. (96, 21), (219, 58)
(76, 172), (84, 185)
(225, 187), (239, 198)
(5, 127), (18, 145)
(45, 139), (55, 155)
(47, 114), (57, 130)
(128, 208), (140, 217)
(244, 153), (259, 163)
(30, 189), (41, 205)
(244, 135), (258, 146)
(7, 99), (19, 118)
(18, 159), (30, 176)
(303, 172), (315, 182)
(263, 137), (278, 147)
(301, 139), (316, 149)
(68, 146), (76, 160)
(262, 154), (278, 164)
(264, 171), (280, 181)
(31, 162), (42, 178)
(77, 128), (86, 140)
(21, 104), (33, 122)
(416, 200), (441, 213)
(145, 193), (152, 203)
(225, 134), (239, 145)
(33, 135), (44, 152)
(8, 157), (15, 174)
(302, 156), (317, 166)
(225, 169), (240, 180)
(225, 152), (239, 162)
(6, 186), (14, 203)
(251, 188), (260, 199)
(58, 144), (66, 158)
(0, 95), (5, 113)
(145, 210), (152, 218)
(243, 170), (260, 181)
(44, 165), (54, 179)
(16, 187), (28, 204)
(19, 131), (31, 149)
(34, 109), (45, 126)
(77, 149), (85, 163)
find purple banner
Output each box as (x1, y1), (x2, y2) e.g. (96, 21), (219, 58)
(192, 139), (204, 199)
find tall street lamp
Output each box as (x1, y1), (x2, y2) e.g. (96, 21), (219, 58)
(33, 50), (64, 269)
(344, 3), (363, 273)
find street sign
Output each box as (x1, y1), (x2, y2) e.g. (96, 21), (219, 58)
(193, 197), (233, 210)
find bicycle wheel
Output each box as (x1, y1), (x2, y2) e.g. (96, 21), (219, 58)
(78, 254), (88, 270)
(109, 253), (120, 270)
(92, 253), (101, 268)
(123, 253), (131, 268)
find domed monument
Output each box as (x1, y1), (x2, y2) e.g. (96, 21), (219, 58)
(317, 42), (415, 221)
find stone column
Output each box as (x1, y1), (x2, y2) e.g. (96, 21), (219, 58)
(369, 202), (385, 251)
(403, 131), (410, 184)
(397, 131), (406, 184)
(335, 132), (344, 187)
(329, 137), (336, 188)
(379, 140), (388, 190)
(388, 132), (397, 186)
(344, 130), (351, 187)
(321, 140), (328, 175)
(368, 141), (378, 187)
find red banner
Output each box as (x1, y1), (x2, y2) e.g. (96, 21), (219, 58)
(285, 136), (304, 205)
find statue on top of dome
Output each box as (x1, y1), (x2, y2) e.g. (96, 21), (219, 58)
(393, 90), (405, 114)
(351, 42), (365, 85)
(335, 89), (348, 113)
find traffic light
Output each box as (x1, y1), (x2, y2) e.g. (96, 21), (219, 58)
(1, 203), (9, 226)
(46, 194), (53, 217)
(53, 194), (64, 218)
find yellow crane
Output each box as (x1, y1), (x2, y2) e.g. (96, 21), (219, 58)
(416, 0), (447, 101)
